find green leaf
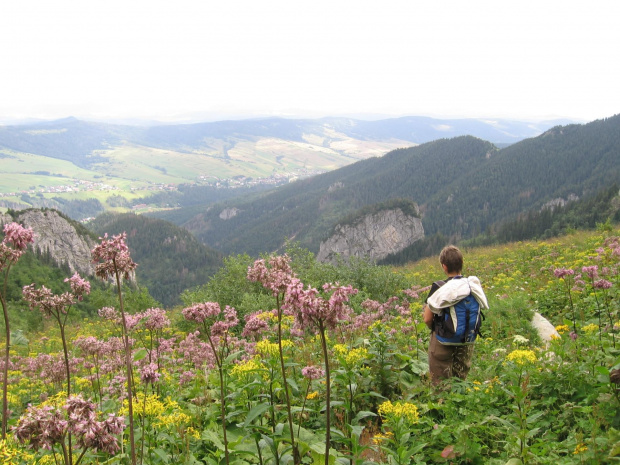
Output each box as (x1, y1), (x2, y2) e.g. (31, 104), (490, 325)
(153, 448), (170, 464)
(243, 402), (271, 428)
(352, 410), (377, 424)
(133, 348), (148, 361)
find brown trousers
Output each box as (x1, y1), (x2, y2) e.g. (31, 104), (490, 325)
(428, 332), (474, 384)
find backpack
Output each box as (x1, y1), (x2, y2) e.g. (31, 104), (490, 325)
(431, 279), (485, 345)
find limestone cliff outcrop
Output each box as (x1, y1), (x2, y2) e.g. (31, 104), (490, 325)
(1, 209), (96, 276)
(316, 207), (424, 263)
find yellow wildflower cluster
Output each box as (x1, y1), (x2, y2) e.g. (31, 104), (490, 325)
(41, 391), (68, 408)
(555, 324), (570, 334)
(344, 347), (369, 365)
(484, 376), (501, 394)
(505, 349), (537, 366)
(230, 357), (266, 378)
(377, 400), (419, 424)
(256, 311), (274, 321)
(372, 432), (394, 444)
(123, 393), (166, 417)
(37, 453), (57, 464)
(156, 410), (191, 429)
(573, 443), (588, 454)
(186, 426), (201, 440)
(582, 324), (599, 334)
(332, 344), (348, 356)
(368, 321), (383, 332)
(306, 391), (319, 400)
(75, 377), (91, 391)
(0, 438), (34, 464)
(255, 339), (293, 357)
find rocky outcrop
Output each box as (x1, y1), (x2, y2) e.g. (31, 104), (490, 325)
(2, 210), (96, 276)
(219, 208), (240, 220)
(316, 208), (424, 263)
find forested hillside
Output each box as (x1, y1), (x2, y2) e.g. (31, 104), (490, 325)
(166, 115), (620, 257)
(88, 213), (222, 306)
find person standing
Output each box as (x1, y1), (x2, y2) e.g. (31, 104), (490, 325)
(422, 245), (489, 384)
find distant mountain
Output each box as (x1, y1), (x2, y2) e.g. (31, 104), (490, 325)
(0, 115), (566, 178)
(157, 114), (620, 257)
(88, 213), (223, 307)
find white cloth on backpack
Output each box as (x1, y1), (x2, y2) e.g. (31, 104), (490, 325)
(427, 276), (489, 314)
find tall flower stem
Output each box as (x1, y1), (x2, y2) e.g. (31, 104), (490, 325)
(318, 322), (331, 464)
(1, 266), (12, 439)
(114, 264), (137, 465)
(276, 295), (300, 464)
(204, 327), (230, 465)
(58, 318), (73, 465)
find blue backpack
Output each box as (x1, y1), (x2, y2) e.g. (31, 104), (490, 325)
(432, 279), (484, 345)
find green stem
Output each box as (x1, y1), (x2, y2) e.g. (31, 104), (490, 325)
(319, 323), (331, 465)
(276, 294), (299, 464)
(115, 264), (137, 465)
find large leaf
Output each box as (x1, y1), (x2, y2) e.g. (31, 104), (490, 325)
(243, 402), (272, 428)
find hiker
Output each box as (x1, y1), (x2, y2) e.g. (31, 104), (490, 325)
(422, 245), (489, 384)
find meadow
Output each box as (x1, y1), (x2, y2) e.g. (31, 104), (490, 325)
(0, 226), (619, 464)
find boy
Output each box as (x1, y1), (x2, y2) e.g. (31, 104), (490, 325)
(423, 245), (488, 384)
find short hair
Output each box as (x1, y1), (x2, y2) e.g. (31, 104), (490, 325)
(439, 245), (463, 274)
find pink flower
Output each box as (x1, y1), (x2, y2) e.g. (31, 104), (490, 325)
(139, 363), (161, 385)
(553, 267), (575, 279)
(142, 307), (170, 331)
(91, 233), (137, 280)
(594, 279), (612, 289)
(301, 365), (325, 380)
(182, 302), (221, 323)
(247, 255), (298, 296)
(98, 306), (120, 321)
(287, 282), (358, 331)
(582, 265), (599, 279)
(64, 272), (91, 300)
(3, 222), (35, 250)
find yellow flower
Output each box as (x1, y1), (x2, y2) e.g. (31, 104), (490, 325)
(255, 339), (292, 357)
(344, 347), (369, 365)
(333, 344), (348, 356)
(377, 400), (419, 424)
(573, 443), (588, 454)
(372, 432), (394, 444)
(231, 357), (266, 379)
(122, 393), (165, 417)
(582, 324), (599, 334)
(186, 426), (201, 440)
(505, 349), (537, 366)
(555, 324), (570, 334)
(306, 391), (319, 400)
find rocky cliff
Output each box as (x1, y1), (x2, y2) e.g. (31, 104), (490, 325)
(316, 207), (424, 263)
(1, 209), (96, 276)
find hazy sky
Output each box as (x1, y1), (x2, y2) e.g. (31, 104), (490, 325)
(1, 1), (618, 123)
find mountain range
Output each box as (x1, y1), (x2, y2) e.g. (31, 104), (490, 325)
(149, 114), (620, 258)
(0, 115), (569, 205)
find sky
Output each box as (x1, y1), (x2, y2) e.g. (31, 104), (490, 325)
(1, 0), (619, 124)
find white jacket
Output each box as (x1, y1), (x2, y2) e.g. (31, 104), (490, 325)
(427, 276), (489, 314)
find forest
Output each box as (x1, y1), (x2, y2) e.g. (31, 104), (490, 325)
(162, 115), (620, 257)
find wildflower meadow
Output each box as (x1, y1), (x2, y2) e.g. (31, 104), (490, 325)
(1, 223), (619, 464)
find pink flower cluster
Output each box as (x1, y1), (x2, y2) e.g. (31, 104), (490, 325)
(301, 365), (325, 380)
(64, 272), (91, 300)
(14, 395), (125, 455)
(22, 284), (75, 318)
(91, 232), (137, 280)
(0, 222), (35, 270)
(553, 267), (575, 279)
(247, 254), (298, 296)
(286, 281), (358, 331)
(182, 302), (222, 323)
